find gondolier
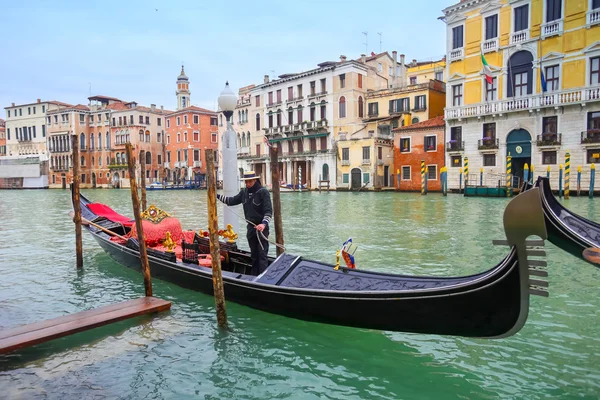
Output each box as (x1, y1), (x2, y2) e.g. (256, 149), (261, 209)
(217, 171), (273, 275)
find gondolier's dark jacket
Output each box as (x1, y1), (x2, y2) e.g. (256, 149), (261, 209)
(217, 183), (273, 227)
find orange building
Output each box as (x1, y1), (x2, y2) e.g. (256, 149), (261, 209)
(0, 118), (6, 156)
(164, 67), (218, 184)
(392, 115), (445, 191)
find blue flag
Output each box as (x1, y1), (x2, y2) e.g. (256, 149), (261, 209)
(541, 70), (547, 93)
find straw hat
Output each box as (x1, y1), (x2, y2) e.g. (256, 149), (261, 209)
(241, 171), (259, 181)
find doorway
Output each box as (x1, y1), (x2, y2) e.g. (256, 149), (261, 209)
(61, 174), (66, 189)
(506, 128), (531, 187)
(92, 173), (97, 188)
(384, 166), (389, 187)
(351, 168), (362, 190)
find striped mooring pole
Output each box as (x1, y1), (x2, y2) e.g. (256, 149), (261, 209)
(464, 157), (469, 188)
(523, 163), (530, 185)
(559, 164), (563, 198)
(396, 169), (400, 190)
(459, 167), (463, 194)
(479, 167), (483, 186)
(421, 160), (426, 195)
(565, 152), (570, 199)
(530, 164), (535, 184)
(577, 166), (582, 196)
(547, 165), (551, 179)
(440, 166), (447, 196)
(506, 153), (512, 197)
(590, 163), (596, 199)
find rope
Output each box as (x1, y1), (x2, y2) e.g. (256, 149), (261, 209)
(220, 203), (286, 252)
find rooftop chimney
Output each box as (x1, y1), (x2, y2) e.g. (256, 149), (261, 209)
(392, 51), (398, 88)
(400, 54), (405, 65)
(264, 75), (270, 84)
(151, 104), (156, 112)
(37, 99), (41, 103)
(412, 59), (417, 65)
(361, 54), (366, 64)
(161, 105), (164, 111)
(340, 55), (347, 62)
(11, 102), (15, 107)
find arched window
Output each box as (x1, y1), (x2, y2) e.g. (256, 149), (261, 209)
(237, 133), (241, 148)
(98, 133), (102, 149)
(247, 131), (251, 148)
(288, 107), (294, 125)
(80, 132), (86, 150)
(412, 117), (419, 124)
(116, 153), (121, 164)
(139, 129), (144, 142)
(297, 105), (303, 123)
(146, 152), (151, 165)
(177, 132), (181, 143)
(310, 102), (316, 121)
(98, 157), (102, 166)
(339, 96), (346, 118)
(320, 100), (327, 120)
(106, 132), (110, 149)
(107, 156), (110, 165)
(80, 156), (85, 166)
(256, 113), (261, 130)
(268, 111), (273, 128)
(92, 156), (95, 166)
(276, 110), (282, 126)
(90, 133), (94, 150)
(508, 50), (533, 98)
(121, 152), (126, 164)
(358, 96), (364, 118)
(242, 133), (247, 147)
(245, 110), (248, 123)
(238, 110), (241, 124)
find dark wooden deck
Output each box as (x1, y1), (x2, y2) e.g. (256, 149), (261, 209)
(0, 297), (172, 355)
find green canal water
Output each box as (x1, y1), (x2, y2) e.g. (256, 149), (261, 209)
(0, 189), (599, 399)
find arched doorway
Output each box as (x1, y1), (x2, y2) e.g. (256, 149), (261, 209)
(351, 168), (362, 190)
(506, 129), (531, 187)
(92, 173), (97, 188)
(322, 164), (329, 181)
(508, 51), (533, 98)
(112, 172), (121, 188)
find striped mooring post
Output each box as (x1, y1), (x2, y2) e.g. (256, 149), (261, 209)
(396, 169), (400, 190)
(577, 166), (582, 196)
(590, 163), (596, 199)
(523, 163), (529, 185)
(459, 167), (463, 194)
(530, 164), (535, 184)
(479, 167), (483, 186)
(421, 160), (426, 195)
(441, 166), (447, 196)
(547, 165), (551, 179)
(564, 152), (570, 199)
(559, 164), (563, 198)
(506, 153), (512, 197)
(464, 157), (469, 188)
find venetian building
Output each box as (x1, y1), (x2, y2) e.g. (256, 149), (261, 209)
(442, 0), (600, 190)
(176, 65), (191, 111)
(0, 118), (6, 156)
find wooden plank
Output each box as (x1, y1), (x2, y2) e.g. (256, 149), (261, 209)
(0, 297), (171, 355)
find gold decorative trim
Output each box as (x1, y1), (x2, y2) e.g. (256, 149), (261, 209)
(141, 205), (171, 224)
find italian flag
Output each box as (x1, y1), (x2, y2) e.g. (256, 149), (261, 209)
(481, 54), (493, 84)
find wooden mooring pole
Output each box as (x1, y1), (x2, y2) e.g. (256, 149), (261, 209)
(126, 143), (153, 297)
(270, 144), (284, 256)
(71, 135), (83, 269)
(205, 149), (228, 328)
(140, 150), (147, 211)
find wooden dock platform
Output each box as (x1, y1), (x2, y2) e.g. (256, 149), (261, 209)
(0, 297), (171, 355)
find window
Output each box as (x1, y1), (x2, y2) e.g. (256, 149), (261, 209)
(167, 119), (170, 128)
(256, 113), (261, 130)
(414, 95), (426, 110)
(358, 97), (364, 118)
(342, 148), (349, 161)
(400, 137), (411, 153)
(210, 117), (217, 126)
(591, 57), (600, 85)
(42, 125), (45, 137)
(310, 104), (316, 122)
(390, 98), (410, 113)
(320, 79), (327, 93)
(288, 108), (294, 124)
(451, 155), (462, 167)
(42, 105), (45, 113)
(277, 89), (282, 103)
(543, 116), (558, 136)
(435, 71), (443, 81)
(485, 14), (498, 40)
(363, 173), (370, 183)
(514, 5), (529, 32)
(427, 165), (437, 180)
(543, 150), (557, 164)
(276, 112), (281, 126)
(546, 0), (562, 22)
(212, 132), (217, 143)
(425, 136), (437, 151)
(288, 86), (293, 100)
(184, 115), (188, 124)
(176, 117), (181, 126)
(368, 102), (379, 116)
(177, 133), (181, 143)
(340, 74), (345, 88)
(339, 96), (346, 118)
(452, 25), (464, 49)
(452, 85), (463, 106)
(378, 146), (382, 160)
(193, 131), (199, 141)
(594, 0), (600, 9)
(139, 115), (144, 124)
(483, 154), (496, 166)
(378, 63), (383, 72)
(297, 84), (303, 97)
(486, 77), (497, 101)
(483, 123), (496, 140)
(194, 150), (200, 162)
(409, 76), (417, 85)
(310, 81), (316, 95)
(7, 110), (9, 118)
(297, 106), (303, 122)
(402, 166), (411, 180)
(320, 101), (326, 119)
(588, 149), (600, 163)
(268, 113), (273, 128)
(362, 146), (370, 162)
(255, 95), (260, 107)
(28, 107), (31, 115)
(545, 65), (559, 91)
(129, 115), (133, 124)
(358, 74), (363, 88)
(514, 72), (528, 97)
(412, 117), (419, 124)
(158, 154), (162, 165)
(343, 173), (349, 184)
(193, 115), (199, 124)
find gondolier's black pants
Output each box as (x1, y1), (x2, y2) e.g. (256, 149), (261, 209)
(247, 224), (269, 275)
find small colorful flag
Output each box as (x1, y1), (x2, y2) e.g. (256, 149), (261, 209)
(541, 69), (548, 93)
(263, 136), (272, 148)
(481, 53), (493, 85)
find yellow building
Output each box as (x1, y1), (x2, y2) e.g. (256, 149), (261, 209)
(442, 0), (600, 190)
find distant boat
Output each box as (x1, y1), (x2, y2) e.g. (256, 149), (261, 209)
(279, 182), (308, 192)
(146, 181), (203, 190)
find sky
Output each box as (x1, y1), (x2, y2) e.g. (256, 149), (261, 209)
(0, 0), (454, 119)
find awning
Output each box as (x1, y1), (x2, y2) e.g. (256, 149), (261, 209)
(268, 133), (327, 143)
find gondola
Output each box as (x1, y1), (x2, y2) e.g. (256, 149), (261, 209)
(75, 188), (548, 338)
(531, 176), (600, 266)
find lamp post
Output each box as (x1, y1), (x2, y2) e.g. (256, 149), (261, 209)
(217, 81), (239, 235)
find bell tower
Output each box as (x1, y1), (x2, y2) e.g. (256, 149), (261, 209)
(176, 65), (190, 110)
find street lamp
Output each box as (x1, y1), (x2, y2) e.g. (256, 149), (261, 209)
(217, 81), (239, 235)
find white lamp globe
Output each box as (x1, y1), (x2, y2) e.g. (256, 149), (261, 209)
(218, 81), (237, 112)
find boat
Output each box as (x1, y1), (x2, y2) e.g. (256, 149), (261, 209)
(75, 187), (549, 338)
(531, 176), (600, 266)
(145, 180), (203, 190)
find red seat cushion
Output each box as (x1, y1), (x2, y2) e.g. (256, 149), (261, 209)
(87, 203), (134, 227)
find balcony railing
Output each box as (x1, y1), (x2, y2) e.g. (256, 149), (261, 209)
(446, 86), (600, 120)
(536, 133), (561, 147)
(511, 29), (529, 44)
(308, 91), (327, 99)
(449, 48), (463, 61)
(542, 19), (563, 38)
(482, 38), (498, 53)
(478, 138), (499, 150)
(362, 159), (370, 165)
(341, 160), (350, 166)
(588, 9), (600, 26)
(446, 140), (464, 152)
(581, 130), (600, 144)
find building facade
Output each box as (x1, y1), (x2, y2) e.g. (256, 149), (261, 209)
(443, 0), (600, 190)
(0, 118), (5, 156)
(393, 115), (446, 191)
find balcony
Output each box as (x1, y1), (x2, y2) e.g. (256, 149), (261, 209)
(341, 160), (350, 166)
(536, 133), (561, 147)
(478, 138), (499, 150)
(193, 161), (202, 167)
(449, 48), (463, 62)
(445, 86), (600, 120)
(446, 141), (465, 152)
(581, 130), (600, 144)
(237, 146), (250, 155)
(588, 9), (600, 26)
(482, 38), (498, 53)
(511, 29), (529, 44)
(542, 20), (563, 38)
(308, 91), (327, 100)
(362, 159), (370, 165)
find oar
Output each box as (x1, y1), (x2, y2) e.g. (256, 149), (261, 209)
(582, 247), (600, 265)
(68, 211), (128, 241)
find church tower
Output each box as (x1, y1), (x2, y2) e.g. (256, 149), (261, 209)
(176, 65), (190, 110)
